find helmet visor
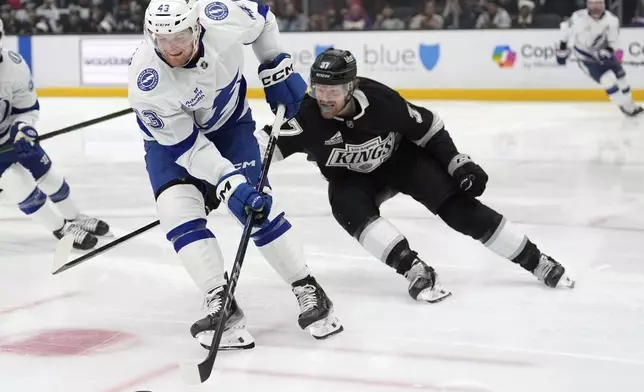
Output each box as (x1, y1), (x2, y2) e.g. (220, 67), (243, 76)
(309, 82), (352, 101)
(149, 27), (195, 52)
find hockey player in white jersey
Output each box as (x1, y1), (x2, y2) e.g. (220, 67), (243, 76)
(0, 20), (110, 250)
(128, 0), (343, 350)
(556, 0), (642, 117)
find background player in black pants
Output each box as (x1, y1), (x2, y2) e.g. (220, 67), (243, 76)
(256, 48), (575, 303)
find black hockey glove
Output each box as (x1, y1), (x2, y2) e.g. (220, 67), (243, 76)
(448, 154), (488, 197)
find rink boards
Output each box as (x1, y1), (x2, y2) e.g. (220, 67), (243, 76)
(3, 29), (644, 101)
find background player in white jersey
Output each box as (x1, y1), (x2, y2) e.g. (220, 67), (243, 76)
(0, 20), (110, 250)
(556, 0), (642, 117)
(128, 0), (342, 350)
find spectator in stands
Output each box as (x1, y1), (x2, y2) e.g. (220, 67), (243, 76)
(631, 16), (644, 27)
(409, 1), (444, 30)
(114, 2), (139, 33)
(374, 4), (406, 30)
(308, 12), (329, 31)
(326, 7), (343, 30)
(16, 3), (55, 34)
(278, 2), (308, 31)
(512, 0), (536, 28)
(443, 0), (481, 29)
(342, 0), (372, 30)
(1, 5), (19, 35)
(476, 0), (511, 29)
(60, 7), (91, 33)
(36, 0), (61, 33)
(89, 5), (115, 33)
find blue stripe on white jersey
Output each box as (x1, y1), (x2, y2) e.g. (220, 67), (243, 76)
(11, 100), (40, 115)
(196, 72), (248, 132)
(574, 46), (597, 61)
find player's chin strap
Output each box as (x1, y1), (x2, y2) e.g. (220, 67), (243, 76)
(0, 108), (134, 155)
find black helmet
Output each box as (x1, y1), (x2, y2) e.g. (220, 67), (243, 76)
(310, 48), (357, 86)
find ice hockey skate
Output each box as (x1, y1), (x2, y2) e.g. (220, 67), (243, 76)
(53, 221), (98, 250)
(292, 276), (343, 340)
(405, 257), (452, 303)
(71, 213), (111, 236)
(620, 105), (643, 117)
(533, 254), (575, 289)
(190, 286), (255, 350)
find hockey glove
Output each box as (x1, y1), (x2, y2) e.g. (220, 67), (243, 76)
(448, 154), (488, 197)
(556, 41), (569, 66)
(216, 171), (272, 226)
(258, 53), (307, 119)
(10, 122), (40, 161)
(598, 48), (619, 67)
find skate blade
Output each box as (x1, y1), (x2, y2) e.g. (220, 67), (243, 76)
(308, 313), (343, 340)
(417, 284), (452, 303)
(196, 329), (255, 351)
(557, 274), (576, 289)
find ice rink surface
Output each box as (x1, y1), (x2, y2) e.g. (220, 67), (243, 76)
(1, 98), (643, 392)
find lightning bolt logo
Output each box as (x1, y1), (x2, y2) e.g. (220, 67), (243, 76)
(201, 71), (242, 129)
(137, 68), (160, 92)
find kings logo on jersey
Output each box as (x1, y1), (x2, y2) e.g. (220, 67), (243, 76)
(326, 133), (396, 173)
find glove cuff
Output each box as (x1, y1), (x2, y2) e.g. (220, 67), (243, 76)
(216, 171), (246, 203)
(447, 153), (472, 176)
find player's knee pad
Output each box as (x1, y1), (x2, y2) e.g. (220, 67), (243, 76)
(437, 194), (502, 241)
(599, 71), (619, 92)
(0, 163), (46, 214)
(328, 185), (380, 238)
(616, 75), (631, 93)
(157, 184), (213, 252)
(36, 169), (70, 202)
(18, 144), (52, 180)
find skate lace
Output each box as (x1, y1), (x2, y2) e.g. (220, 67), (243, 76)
(204, 287), (224, 315)
(293, 285), (318, 312)
(404, 260), (427, 282)
(75, 214), (99, 233)
(533, 256), (554, 281)
(63, 223), (88, 245)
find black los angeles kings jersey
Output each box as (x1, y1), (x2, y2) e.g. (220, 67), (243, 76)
(269, 78), (460, 180)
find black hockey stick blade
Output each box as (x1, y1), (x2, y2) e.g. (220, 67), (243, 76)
(52, 220), (160, 275)
(181, 104), (286, 384)
(0, 108), (133, 154)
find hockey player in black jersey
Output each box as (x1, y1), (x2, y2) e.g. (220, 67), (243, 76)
(256, 48), (575, 303)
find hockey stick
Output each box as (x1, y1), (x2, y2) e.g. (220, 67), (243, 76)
(569, 58), (644, 67)
(180, 104), (286, 385)
(0, 108), (134, 155)
(52, 220), (160, 275)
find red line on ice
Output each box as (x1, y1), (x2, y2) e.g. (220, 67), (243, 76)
(102, 363), (179, 392)
(0, 291), (81, 315)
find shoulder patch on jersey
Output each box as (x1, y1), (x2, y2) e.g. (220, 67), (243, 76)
(8, 51), (23, 64)
(205, 2), (229, 21)
(137, 68), (159, 92)
(236, 3), (255, 20)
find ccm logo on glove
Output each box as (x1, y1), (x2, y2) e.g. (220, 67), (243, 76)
(260, 63), (294, 87)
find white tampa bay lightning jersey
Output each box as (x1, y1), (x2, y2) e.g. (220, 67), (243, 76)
(561, 9), (620, 61)
(128, 0), (282, 186)
(0, 49), (39, 146)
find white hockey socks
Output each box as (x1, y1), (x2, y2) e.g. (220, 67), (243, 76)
(0, 164), (65, 232)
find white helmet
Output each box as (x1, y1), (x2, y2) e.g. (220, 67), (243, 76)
(144, 0), (200, 62)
